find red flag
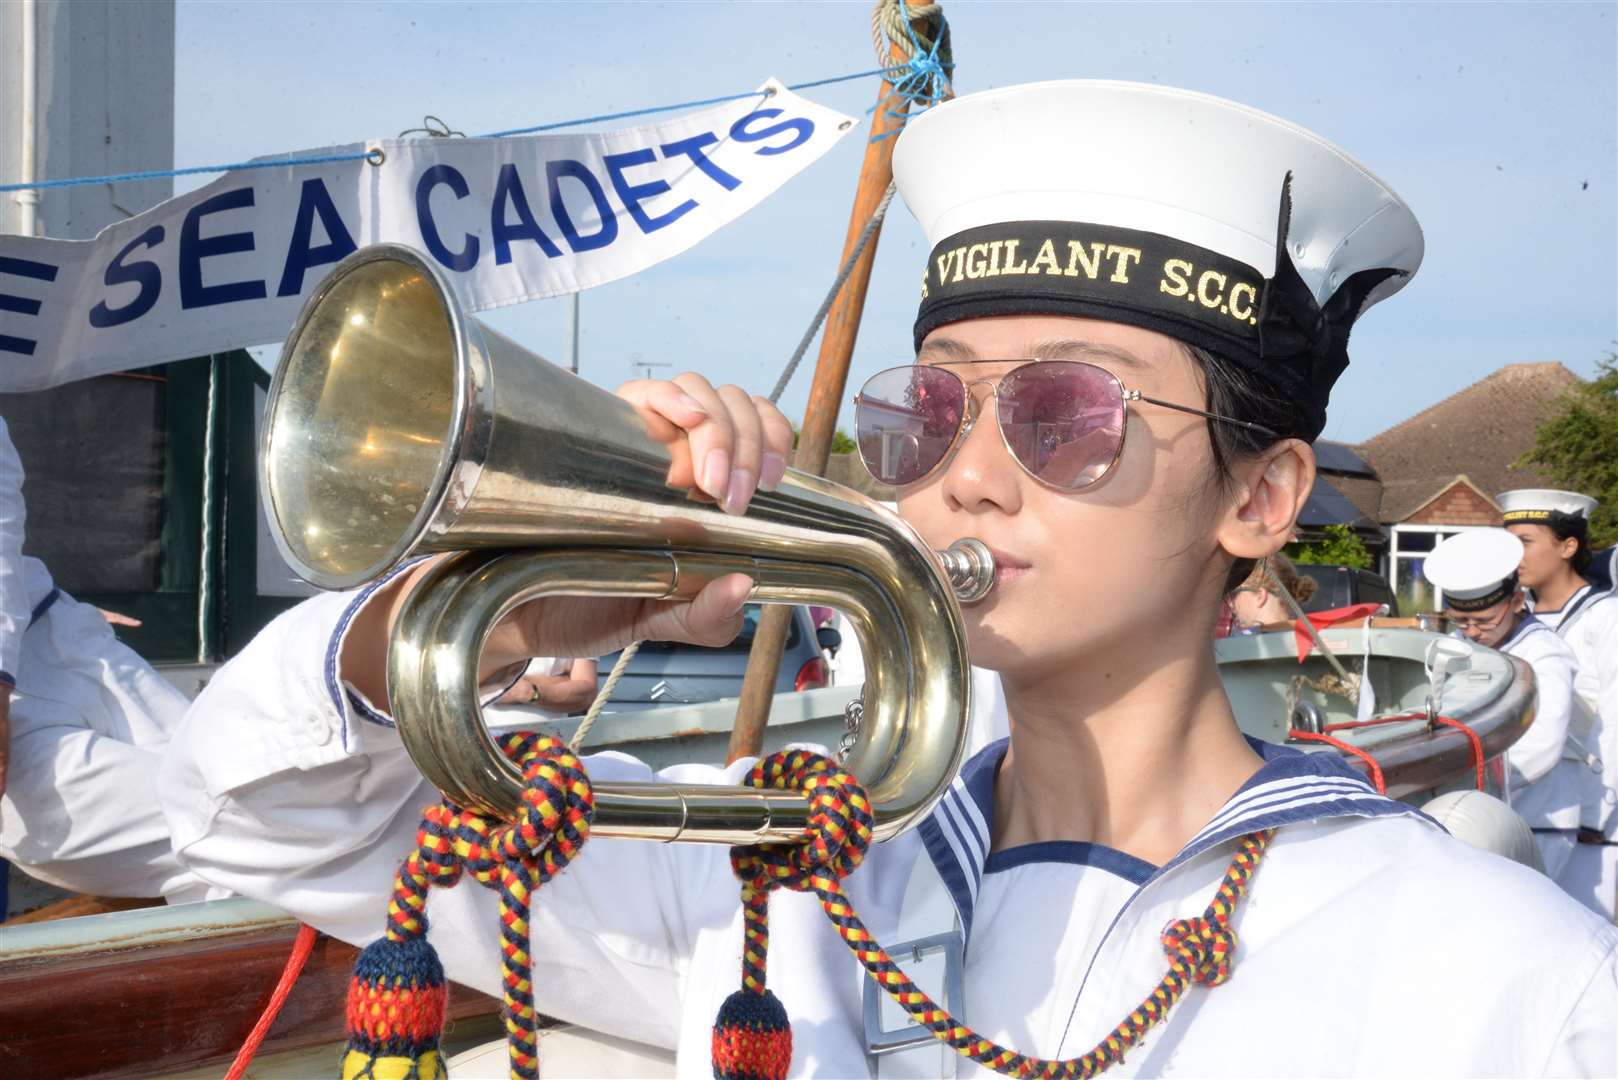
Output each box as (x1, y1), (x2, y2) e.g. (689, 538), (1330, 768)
(1293, 603), (1383, 663)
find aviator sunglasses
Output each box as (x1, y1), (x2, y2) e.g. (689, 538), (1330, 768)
(854, 359), (1279, 491)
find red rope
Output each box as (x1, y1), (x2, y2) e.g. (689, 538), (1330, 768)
(1289, 730), (1387, 794)
(1321, 711), (1426, 733)
(1432, 715), (1487, 790)
(1316, 711), (1484, 791)
(223, 922), (319, 1080)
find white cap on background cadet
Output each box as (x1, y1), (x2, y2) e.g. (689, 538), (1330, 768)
(1423, 529), (1524, 611)
(1497, 488), (1599, 529)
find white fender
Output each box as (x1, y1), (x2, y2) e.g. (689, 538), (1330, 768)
(1421, 789), (1545, 874)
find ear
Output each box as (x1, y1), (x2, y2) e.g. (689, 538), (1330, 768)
(1215, 439), (1315, 561)
(1557, 534), (1580, 562)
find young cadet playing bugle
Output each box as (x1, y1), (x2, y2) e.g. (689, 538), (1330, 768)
(160, 82), (1616, 1076)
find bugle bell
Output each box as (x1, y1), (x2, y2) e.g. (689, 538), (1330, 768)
(261, 244), (993, 843)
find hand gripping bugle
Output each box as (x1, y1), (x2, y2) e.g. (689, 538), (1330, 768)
(260, 244), (995, 843)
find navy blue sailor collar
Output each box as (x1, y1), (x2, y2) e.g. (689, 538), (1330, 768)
(1497, 612), (1548, 650)
(915, 733), (1428, 939)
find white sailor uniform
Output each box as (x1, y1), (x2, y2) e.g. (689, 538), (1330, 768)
(159, 584), (1617, 1077)
(1547, 589), (1618, 918)
(0, 415), (209, 901)
(0, 415), (48, 695)
(1496, 615), (1587, 878)
(1422, 529), (1590, 876)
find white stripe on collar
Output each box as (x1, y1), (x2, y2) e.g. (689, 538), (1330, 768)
(917, 734), (1428, 938)
(1192, 775), (1381, 841)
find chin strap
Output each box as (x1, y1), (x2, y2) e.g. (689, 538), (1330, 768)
(715, 750), (1277, 1080)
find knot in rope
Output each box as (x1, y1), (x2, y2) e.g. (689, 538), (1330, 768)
(714, 751), (874, 1080)
(1160, 916), (1239, 987)
(869, 0), (954, 138)
(415, 803), (467, 889)
(501, 731), (596, 883)
(424, 733), (595, 893)
(357, 731), (594, 1080)
(730, 749), (874, 895)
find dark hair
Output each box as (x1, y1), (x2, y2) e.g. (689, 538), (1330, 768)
(1547, 516), (1594, 574)
(1183, 345), (1316, 593)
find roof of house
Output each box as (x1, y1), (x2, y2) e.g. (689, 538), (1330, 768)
(1314, 440), (1376, 478)
(1355, 362), (1582, 522)
(1300, 475), (1379, 531)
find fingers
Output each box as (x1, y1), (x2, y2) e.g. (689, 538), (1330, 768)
(617, 374), (789, 516)
(635, 573), (753, 648)
(716, 383), (762, 514)
(669, 374), (735, 508)
(617, 378), (711, 492)
(754, 396), (793, 491)
(680, 573), (753, 646)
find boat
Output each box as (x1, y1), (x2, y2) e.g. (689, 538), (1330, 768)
(0, 628), (1533, 1077)
(1216, 618), (1531, 801)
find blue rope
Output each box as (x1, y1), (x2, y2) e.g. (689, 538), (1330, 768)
(0, 64), (913, 196)
(868, 4), (953, 141)
(479, 66), (901, 139)
(0, 150), (383, 195)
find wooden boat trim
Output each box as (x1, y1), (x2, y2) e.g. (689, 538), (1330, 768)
(0, 898), (498, 1080)
(1215, 624), (1533, 799)
(1340, 654), (1533, 799)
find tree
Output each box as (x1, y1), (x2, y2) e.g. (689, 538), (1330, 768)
(1288, 524), (1373, 570)
(791, 425), (858, 456)
(1516, 352), (1618, 548)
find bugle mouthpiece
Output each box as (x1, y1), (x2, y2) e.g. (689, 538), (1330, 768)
(937, 538), (995, 603)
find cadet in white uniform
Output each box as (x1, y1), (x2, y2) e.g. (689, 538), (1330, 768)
(1424, 530), (1586, 878)
(1501, 489), (1618, 918)
(161, 82), (1615, 1076)
(0, 415), (209, 901)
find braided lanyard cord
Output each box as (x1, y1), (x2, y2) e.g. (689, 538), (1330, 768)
(716, 750), (1277, 1080)
(715, 751), (876, 1079)
(342, 732), (594, 1080)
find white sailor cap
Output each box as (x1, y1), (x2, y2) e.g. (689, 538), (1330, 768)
(1423, 529), (1525, 612)
(892, 80), (1425, 440)
(1496, 488), (1598, 528)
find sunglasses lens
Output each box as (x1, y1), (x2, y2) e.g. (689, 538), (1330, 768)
(997, 362), (1126, 489)
(854, 366), (966, 485)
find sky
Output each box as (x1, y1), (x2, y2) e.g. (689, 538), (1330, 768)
(174, 1), (1617, 445)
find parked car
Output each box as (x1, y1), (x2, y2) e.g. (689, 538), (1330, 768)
(594, 604), (835, 711)
(1294, 564), (1400, 616)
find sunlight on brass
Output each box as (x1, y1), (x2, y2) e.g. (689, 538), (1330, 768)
(262, 244), (994, 843)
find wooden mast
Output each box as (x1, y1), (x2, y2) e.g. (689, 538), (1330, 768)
(727, 4), (947, 762)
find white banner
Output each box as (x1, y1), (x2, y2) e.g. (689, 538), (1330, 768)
(0, 80), (852, 392)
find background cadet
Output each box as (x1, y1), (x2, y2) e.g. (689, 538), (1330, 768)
(0, 415), (211, 904)
(1425, 529), (1585, 880)
(1500, 488), (1618, 918)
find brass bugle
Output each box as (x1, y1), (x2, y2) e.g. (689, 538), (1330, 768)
(261, 244), (994, 842)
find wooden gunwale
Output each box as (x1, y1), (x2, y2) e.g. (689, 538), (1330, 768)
(0, 910), (498, 1079)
